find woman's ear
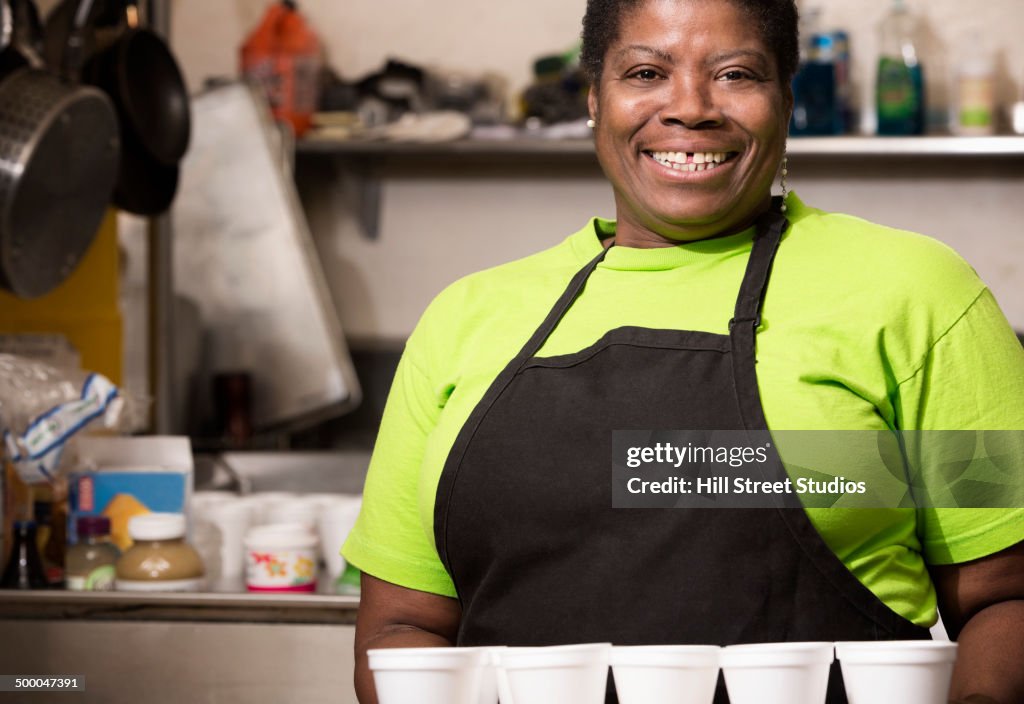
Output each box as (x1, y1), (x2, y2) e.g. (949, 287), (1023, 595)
(587, 86), (598, 125)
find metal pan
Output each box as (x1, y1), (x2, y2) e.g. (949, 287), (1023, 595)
(0, 0), (120, 298)
(83, 0), (190, 167)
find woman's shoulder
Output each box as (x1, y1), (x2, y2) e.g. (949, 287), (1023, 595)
(784, 195), (984, 301)
(405, 220), (601, 362)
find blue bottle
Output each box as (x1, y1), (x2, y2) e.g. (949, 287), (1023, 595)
(791, 33), (843, 136)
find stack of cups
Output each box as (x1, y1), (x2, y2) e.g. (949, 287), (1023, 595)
(316, 494), (362, 578)
(835, 641), (957, 704)
(720, 642), (834, 704)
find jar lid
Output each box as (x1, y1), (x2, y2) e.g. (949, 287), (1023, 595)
(77, 515), (112, 537)
(128, 513), (187, 541)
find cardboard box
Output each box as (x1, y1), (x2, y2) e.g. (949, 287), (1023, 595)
(67, 436), (193, 550)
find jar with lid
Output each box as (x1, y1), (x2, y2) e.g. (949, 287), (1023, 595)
(115, 513), (205, 592)
(66, 516), (120, 591)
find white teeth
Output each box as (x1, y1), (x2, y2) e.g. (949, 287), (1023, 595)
(650, 151), (730, 168)
(705, 161), (718, 170)
(696, 163), (706, 171)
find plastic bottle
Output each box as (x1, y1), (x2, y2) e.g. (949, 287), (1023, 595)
(1, 521), (48, 589)
(240, 1), (323, 137)
(66, 516), (120, 591)
(953, 36), (996, 136)
(791, 33), (842, 136)
(876, 0), (925, 135)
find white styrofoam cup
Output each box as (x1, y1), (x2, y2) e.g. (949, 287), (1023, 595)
(611, 645), (720, 704)
(835, 640), (957, 704)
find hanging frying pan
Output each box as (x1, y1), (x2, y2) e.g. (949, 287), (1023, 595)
(0, 0), (120, 298)
(86, 9), (190, 167)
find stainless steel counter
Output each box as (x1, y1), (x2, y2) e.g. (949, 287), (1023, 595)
(0, 588), (361, 704)
(0, 587), (359, 624)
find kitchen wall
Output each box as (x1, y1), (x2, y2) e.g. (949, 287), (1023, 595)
(169, 0), (1024, 341)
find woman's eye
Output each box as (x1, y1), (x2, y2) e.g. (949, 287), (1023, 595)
(628, 68), (661, 82)
(719, 69), (754, 82)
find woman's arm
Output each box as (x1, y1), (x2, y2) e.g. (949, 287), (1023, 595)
(930, 539), (1024, 704)
(353, 572), (462, 704)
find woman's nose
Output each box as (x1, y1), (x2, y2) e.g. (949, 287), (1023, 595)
(659, 79), (724, 129)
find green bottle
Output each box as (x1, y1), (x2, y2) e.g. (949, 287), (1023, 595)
(876, 0), (925, 135)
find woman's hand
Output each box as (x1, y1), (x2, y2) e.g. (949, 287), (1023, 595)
(353, 572), (461, 704)
(931, 539), (1024, 704)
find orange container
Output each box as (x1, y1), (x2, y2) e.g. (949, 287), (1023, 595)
(240, 1), (323, 136)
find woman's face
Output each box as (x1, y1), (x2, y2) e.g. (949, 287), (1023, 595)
(589, 0), (792, 245)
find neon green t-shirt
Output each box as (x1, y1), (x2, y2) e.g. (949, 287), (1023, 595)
(343, 193), (1024, 627)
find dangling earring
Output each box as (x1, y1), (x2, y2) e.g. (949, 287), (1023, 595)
(587, 118), (596, 129)
(779, 152), (789, 213)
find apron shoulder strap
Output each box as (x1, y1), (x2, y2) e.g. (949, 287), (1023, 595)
(511, 245), (611, 367)
(731, 197), (789, 332)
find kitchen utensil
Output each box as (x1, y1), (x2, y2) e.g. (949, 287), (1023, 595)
(720, 642), (833, 704)
(0, 0), (119, 298)
(56, 0), (184, 215)
(368, 647), (486, 704)
(835, 641), (957, 704)
(610, 645), (720, 704)
(110, 129), (179, 215)
(83, 0), (189, 166)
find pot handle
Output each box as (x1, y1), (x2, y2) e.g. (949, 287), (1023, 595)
(0, 2), (12, 53)
(60, 0), (93, 79)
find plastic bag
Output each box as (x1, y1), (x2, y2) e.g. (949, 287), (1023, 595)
(0, 354), (145, 484)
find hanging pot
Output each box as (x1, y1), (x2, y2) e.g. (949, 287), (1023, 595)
(0, 0), (120, 298)
(82, 0), (190, 166)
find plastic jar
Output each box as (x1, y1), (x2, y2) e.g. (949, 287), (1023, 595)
(115, 513), (205, 592)
(66, 516), (120, 591)
(244, 523), (318, 592)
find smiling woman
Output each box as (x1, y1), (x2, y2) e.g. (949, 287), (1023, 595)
(342, 2), (1024, 703)
(585, 0), (794, 245)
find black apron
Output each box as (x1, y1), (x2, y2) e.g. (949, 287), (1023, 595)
(434, 201), (929, 703)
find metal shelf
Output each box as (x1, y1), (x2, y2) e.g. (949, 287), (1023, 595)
(295, 134), (1024, 239)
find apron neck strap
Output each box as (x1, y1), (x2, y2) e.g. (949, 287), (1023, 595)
(511, 240), (611, 367)
(730, 197), (789, 332)
(512, 200), (789, 366)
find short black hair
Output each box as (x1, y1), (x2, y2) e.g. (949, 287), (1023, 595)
(580, 0), (800, 87)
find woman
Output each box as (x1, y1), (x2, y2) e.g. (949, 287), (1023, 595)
(344, 1), (1024, 702)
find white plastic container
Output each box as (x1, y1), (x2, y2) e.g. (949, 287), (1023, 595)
(497, 643), (611, 704)
(835, 640), (957, 704)
(243, 523), (318, 592)
(720, 642), (833, 704)
(368, 647), (486, 704)
(265, 497), (320, 532)
(611, 645), (720, 704)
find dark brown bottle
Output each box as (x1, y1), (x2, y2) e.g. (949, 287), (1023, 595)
(1, 521), (48, 589)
